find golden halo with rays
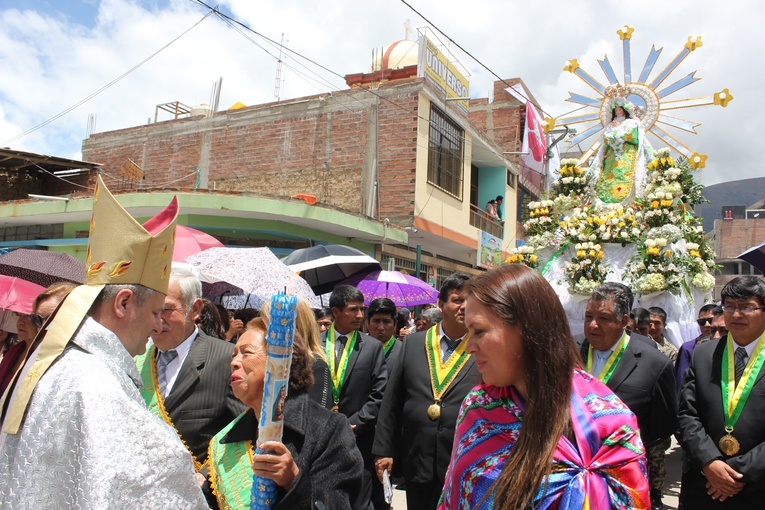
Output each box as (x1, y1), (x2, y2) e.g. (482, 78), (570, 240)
(551, 25), (733, 169)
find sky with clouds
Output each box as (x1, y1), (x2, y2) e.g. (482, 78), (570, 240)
(0, 0), (759, 186)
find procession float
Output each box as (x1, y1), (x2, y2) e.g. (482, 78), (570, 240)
(506, 26), (733, 344)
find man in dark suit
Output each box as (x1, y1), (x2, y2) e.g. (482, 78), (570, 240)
(323, 285), (387, 510)
(365, 298), (402, 373)
(578, 282), (677, 510)
(678, 276), (765, 508)
(135, 266), (245, 492)
(373, 273), (479, 510)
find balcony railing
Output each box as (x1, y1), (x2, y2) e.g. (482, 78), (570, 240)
(469, 204), (504, 238)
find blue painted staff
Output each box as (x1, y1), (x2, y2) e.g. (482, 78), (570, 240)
(251, 292), (298, 509)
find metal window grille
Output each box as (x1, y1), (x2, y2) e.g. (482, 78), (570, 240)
(427, 105), (464, 199)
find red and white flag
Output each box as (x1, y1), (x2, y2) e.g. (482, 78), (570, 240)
(521, 101), (546, 174)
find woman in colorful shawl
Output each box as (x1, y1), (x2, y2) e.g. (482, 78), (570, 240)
(206, 316), (363, 509)
(438, 264), (649, 509)
(589, 98), (652, 207)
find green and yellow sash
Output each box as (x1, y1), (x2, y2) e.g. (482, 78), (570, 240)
(135, 345), (202, 471)
(587, 332), (629, 384)
(208, 412), (254, 510)
(325, 325), (358, 408)
(383, 336), (396, 357)
(721, 332), (765, 433)
(425, 325), (470, 404)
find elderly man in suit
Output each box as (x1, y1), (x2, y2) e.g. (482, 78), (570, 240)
(134, 265), (244, 502)
(373, 273), (479, 510)
(678, 276), (765, 508)
(323, 285), (387, 510)
(578, 282), (677, 510)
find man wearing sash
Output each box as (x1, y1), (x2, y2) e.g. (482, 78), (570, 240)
(133, 266), (245, 506)
(373, 273), (479, 510)
(0, 177), (207, 508)
(365, 298), (402, 373)
(579, 282), (677, 510)
(323, 285), (387, 510)
(679, 276), (765, 508)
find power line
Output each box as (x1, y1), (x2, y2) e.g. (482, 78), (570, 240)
(398, 0), (553, 119)
(2, 10), (215, 147)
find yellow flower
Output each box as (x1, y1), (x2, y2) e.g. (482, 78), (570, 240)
(664, 250), (672, 259)
(576, 250), (586, 258)
(588, 249), (597, 257)
(650, 200), (660, 209)
(530, 255), (538, 262)
(597, 251), (605, 259)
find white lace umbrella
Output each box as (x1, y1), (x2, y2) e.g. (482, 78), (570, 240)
(185, 247), (319, 309)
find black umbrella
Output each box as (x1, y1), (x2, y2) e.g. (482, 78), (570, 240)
(738, 240), (765, 274)
(0, 248), (85, 288)
(282, 245), (381, 295)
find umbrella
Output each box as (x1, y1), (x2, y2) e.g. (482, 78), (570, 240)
(282, 245), (382, 295)
(342, 270), (439, 307)
(0, 275), (45, 315)
(739, 241), (765, 274)
(186, 247), (319, 309)
(174, 225), (224, 263)
(0, 248), (84, 288)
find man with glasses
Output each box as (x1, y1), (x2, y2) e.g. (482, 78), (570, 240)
(678, 276), (765, 508)
(675, 304), (720, 394)
(579, 282), (677, 510)
(134, 265), (244, 501)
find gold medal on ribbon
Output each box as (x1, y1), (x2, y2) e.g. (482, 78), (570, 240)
(427, 401), (441, 421)
(425, 326), (470, 422)
(720, 333), (765, 457)
(719, 430), (740, 456)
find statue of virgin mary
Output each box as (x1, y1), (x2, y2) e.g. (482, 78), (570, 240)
(589, 97), (653, 206)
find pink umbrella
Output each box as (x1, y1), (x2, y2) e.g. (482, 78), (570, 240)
(342, 270), (439, 307)
(173, 226), (224, 262)
(0, 275), (45, 315)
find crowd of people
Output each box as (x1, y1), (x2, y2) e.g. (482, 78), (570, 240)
(1, 177), (765, 510)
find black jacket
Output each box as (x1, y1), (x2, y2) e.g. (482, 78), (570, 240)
(678, 338), (765, 508)
(372, 328), (479, 484)
(577, 333), (677, 446)
(212, 392), (364, 509)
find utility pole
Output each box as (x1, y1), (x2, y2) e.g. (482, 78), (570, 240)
(274, 33), (288, 101)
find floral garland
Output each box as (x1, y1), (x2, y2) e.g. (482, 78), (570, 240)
(505, 245), (538, 269)
(563, 242), (608, 295)
(506, 146), (717, 296)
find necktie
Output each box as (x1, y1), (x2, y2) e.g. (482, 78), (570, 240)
(157, 349), (178, 397)
(335, 336), (348, 370)
(443, 337), (460, 363)
(734, 347), (748, 385)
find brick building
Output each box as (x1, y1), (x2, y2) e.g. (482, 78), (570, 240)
(712, 201), (765, 296)
(1, 35), (543, 285)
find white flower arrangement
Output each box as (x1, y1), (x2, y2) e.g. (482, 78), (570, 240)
(692, 272), (715, 290)
(564, 242), (607, 295)
(506, 245), (539, 269)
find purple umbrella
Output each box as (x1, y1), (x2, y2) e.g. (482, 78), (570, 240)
(342, 270), (439, 307)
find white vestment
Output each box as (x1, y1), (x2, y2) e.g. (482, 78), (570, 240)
(0, 318), (208, 509)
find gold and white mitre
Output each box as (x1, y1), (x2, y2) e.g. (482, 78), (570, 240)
(0, 176), (178, 433)
(85, 175), (177, 292)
